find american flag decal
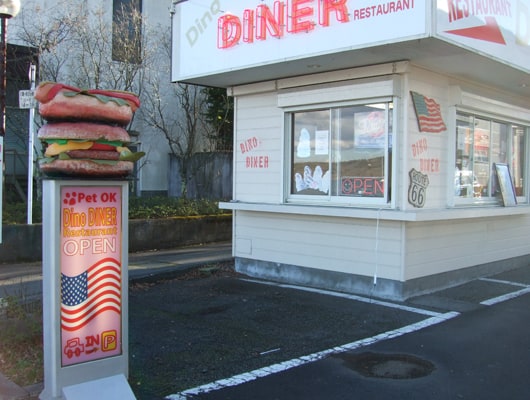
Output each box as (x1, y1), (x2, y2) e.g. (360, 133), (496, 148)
(411, 91), (447, 133)
(61, 257), (121, 332)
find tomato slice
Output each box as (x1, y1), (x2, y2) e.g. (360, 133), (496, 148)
(90, 142), (117, 151)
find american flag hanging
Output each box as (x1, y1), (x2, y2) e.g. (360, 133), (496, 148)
(410, 91), (447, 133)
(61, 257), (121, 332)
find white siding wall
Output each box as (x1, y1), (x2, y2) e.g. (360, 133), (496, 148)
(234, 211), (404, 281)
(404, 213), (530, 280)
(401, 67), (530, 281)
(403, 67), (451, 210)
(234, 92), (283, 203)
(229, 63), (530, 291)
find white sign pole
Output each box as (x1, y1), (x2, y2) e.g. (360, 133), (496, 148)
(26, 64), (36, 224)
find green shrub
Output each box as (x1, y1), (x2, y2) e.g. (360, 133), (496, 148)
(3, 202), (42, 225)
(3, 197), (229, 224)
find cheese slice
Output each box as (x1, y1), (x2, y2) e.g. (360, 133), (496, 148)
(45, 141), (94, 157)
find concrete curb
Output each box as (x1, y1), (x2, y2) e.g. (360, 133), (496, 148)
(0, 372), (41, 400)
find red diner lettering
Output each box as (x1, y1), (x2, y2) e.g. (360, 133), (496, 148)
(217, 0), (354, 48)
(218, 14), (242, 49)
(319, 0), (349, 26)
(257, 1), (285, 40)
(246, 156), (269, 168)
(288, 0), (315, 33)
(243, 10), (254, 43)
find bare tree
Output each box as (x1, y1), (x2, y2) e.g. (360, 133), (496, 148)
(14, 0), (229, 198)
(14, 0), (157, 172)
(140, 26), (217, 197)
(16, 1), (154, 96)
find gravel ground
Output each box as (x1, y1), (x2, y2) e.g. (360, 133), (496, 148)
(128, 263), (425, 400)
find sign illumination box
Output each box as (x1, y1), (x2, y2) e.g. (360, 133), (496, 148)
(171, 1), (530, 86)
(41, 179), (130, 400)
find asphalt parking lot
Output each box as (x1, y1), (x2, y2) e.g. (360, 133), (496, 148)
(128, 261), (530, 400)
(2, 243), (530, 400)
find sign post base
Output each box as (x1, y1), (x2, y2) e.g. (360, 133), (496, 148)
(62, 374), (135, 400)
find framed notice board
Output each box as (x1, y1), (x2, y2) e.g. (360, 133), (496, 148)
(495, 163), (517, 206)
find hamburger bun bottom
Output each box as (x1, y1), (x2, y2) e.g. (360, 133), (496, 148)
(39, 159), (134, 177)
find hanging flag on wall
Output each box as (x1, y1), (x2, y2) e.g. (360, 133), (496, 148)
(410, 91), (447, 133)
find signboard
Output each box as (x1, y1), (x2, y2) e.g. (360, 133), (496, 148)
(60, 185), (123, 366)
(41, 180), (131, 400)
(495, 163), (517, 206)
(436, 0), (530, 72)
(341, 176), (384, 197)
(172, 0), (427, 82)
(19, 89), (37, 109)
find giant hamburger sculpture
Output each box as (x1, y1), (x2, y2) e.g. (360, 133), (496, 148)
(35, 82), (144, 177)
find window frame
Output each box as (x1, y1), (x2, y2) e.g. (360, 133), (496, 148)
(284, 97), (396, 207)
(452, 108), (528, 206)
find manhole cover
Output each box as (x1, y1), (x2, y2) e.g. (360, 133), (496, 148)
(334, 352), (435, 379)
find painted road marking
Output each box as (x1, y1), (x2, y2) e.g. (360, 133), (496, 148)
(166, 312), (459, 399)
(480, 286), (530, 306)
(478, 277), (530, 306)
(241, 279), (442, 317)
(478, 277), (529, 288)
(166, 276), (530, 399)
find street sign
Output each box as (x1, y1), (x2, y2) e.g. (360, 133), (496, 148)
(19, 89), (36, 109)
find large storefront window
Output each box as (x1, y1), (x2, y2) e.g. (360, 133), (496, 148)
(455, 112), (527, 202)
(289, 102), (393, 204)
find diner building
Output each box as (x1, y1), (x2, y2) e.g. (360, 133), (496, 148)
(172, 0), (530, 300)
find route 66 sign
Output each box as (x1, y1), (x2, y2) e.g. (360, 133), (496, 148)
(408, 169), (429, 208)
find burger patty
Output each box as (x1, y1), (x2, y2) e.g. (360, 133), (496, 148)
(66, 149), (120, 160)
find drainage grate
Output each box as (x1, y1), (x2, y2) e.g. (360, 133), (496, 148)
(334, 352), (435, 379)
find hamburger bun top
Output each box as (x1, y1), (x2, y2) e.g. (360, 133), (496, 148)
(35, 82), (140, 111)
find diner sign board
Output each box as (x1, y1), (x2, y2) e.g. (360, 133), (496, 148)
(172, 1), (530, 84)
(40, 180), (132, 400)
(60, 185), (123, 366)
(172, 0), (428, 82)
(435, 0), (530, 73)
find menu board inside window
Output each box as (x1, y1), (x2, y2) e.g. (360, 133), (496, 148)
(495, 163), (517, 206)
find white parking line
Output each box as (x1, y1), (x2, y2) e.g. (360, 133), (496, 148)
(165, 277), (459, 400)
(477, 277), (530, 306)
(478, 277), (529, 288)
(166, 276), (530, 399)
(166, 312), (458, 399)
(480, 286), (530, 306)
(240, 279), (442, 317)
